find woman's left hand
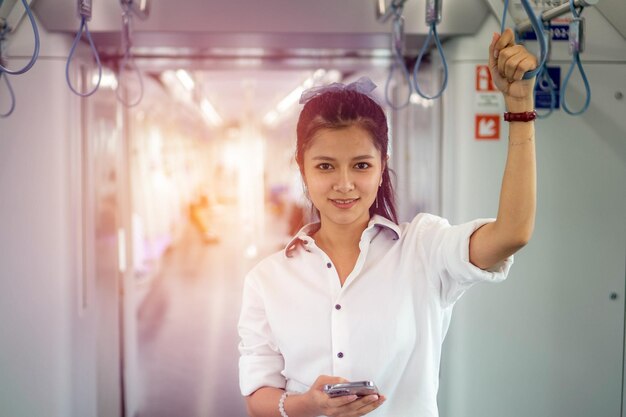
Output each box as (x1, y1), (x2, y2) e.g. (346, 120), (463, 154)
(489, 28), (537, 106)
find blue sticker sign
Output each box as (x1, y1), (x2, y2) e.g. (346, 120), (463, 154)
(534, 66), (561, 110)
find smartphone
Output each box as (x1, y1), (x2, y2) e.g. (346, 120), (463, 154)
(322, 381), (379, 398)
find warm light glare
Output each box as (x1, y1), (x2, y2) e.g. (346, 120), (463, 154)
(201, 98), (223, 127)
(95, 71), (118, 89)
(263, 111), (279, 126)
(326, 69), (342, 83)
(245, 244), (258, 259)
(161, 71), (193, 103)
(176, 69), (195, 91)
(264, 68), (342, 126)
(276, 86), (305, 113)
(410, 93), (434, 108)
(118, 228), (126, 273)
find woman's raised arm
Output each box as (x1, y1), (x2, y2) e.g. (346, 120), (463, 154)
(469, 29), (537, 270)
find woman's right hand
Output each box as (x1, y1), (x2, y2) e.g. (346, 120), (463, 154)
(304, 375), (386, 417)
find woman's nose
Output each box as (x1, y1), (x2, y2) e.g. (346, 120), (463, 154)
(332, 171), (355, 192)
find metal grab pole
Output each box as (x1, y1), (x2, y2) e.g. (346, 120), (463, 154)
(516, 0), (599, 33)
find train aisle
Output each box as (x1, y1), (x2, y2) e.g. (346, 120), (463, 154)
(135, 204), (289, 417)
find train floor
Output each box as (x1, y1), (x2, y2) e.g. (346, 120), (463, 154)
(135, 204), (290, 417)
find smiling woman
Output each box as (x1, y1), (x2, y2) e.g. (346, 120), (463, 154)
(239, 28), (535, 417)
(238, 32), (538, 416)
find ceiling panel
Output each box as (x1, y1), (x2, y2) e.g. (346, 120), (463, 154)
(33, 0), (489, 52)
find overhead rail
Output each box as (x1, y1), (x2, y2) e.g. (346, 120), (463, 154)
(66, 0), (102, 97)
(514, 0), (598, 34)
(115, 0), (149, 107)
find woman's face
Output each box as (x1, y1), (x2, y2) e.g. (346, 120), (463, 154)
(302, 124), (384, 229)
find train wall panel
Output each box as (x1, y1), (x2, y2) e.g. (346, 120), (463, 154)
(0, 15), (101, 417)
(438, 12), (626, 417)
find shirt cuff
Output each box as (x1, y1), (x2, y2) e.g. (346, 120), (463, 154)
(455, 218), (513, 281)
(439, 218), (514, 305)
(239, 354), (286, 396)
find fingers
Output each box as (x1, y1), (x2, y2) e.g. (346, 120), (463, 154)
(491, 29), (537, 82)
(332, 394), (385, 416)
(494, 28), (516, 59)
(498, 45), (527, 81)
(353, 394), (386, 414)
(513, 56), (537, 81)
(327, 394), (359, 407)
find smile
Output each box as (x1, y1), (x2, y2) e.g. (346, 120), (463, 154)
(330, 198), (359, 209)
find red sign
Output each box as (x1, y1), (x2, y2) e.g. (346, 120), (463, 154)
(475, 114), (500, 140)
(476, 65), (496, 92)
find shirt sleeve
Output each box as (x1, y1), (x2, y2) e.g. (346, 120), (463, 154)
(238, 273), (286, 396)
(418, 214), (514, 307)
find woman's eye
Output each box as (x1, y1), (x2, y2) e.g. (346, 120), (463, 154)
(317, 163), (333, 170)
(355, 162), (371, 169)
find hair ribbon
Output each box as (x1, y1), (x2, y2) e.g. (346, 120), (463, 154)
(299, 76), (379, 105)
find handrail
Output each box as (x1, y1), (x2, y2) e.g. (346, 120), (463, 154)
(515, 0), (599, 34)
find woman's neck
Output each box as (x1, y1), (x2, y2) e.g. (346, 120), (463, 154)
(313, 217), (369, 253)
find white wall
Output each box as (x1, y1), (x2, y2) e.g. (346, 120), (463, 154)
(0, 14), (103, 417)
(438, 9), (626, 417)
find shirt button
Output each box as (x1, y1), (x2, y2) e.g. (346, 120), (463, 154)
(337, 352), (344, 358)
(335, 304), (341, 310)
(326, 262), (332, 268)
(303, 240), (308, 245)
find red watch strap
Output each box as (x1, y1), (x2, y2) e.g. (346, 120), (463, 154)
(504, 110), (537, 122)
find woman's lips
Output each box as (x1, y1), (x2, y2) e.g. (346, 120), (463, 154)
(330, 198), (359, 209)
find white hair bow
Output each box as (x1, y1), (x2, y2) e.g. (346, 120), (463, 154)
(299, 76), (378, 105)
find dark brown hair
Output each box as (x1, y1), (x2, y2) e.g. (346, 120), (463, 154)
(295, 89), (398, 224)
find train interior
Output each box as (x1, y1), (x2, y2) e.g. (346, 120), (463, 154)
(1, 0), (626, 416)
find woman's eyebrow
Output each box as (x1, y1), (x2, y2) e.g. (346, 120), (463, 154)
(311, 155), (375, 161)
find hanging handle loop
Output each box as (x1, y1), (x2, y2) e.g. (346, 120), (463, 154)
(535, 23), (557, 119)
(384, 6), (411, 110)
(412, 0), (448, 100)
(115, 4), (144, 107)
(0, 71), (16, 117)
(561, 0), (590, 115)
(501, 0), (547, 80)
(0, 0), (40, 75)
(65, 13), (103, 97)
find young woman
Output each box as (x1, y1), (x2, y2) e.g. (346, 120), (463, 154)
(238, 29), (537, 417)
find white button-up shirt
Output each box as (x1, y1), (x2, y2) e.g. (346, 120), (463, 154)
(238, 213), (513, 417)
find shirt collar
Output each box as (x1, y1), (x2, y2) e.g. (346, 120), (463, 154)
(283, 214), (400, 257)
